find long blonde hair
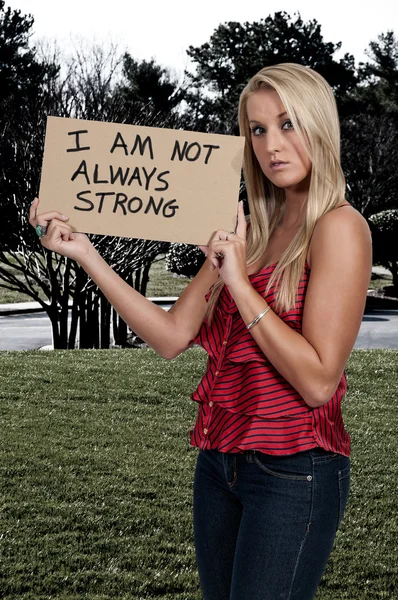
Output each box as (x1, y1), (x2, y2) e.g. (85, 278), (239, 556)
(207, 62), (346, 318)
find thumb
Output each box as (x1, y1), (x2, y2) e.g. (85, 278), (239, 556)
(235, 201), (247, 240)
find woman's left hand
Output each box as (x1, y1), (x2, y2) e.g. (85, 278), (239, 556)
(199, 201), (249, 290)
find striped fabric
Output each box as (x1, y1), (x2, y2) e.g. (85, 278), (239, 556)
(190, 261), (351, 456)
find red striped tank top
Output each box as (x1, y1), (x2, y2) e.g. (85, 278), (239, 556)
(190, 261), (351, 456)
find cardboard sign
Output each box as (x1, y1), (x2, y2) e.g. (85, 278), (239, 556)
(38, 116), (245, 245)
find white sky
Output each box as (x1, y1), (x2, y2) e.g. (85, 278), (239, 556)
(6, 0), (398, 79)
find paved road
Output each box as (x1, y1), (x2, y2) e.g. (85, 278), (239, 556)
(354, 310), (398, 349)
(0, 312), (54, 351)
(0, 312), (114, 350)
(1, 308), (397, 351)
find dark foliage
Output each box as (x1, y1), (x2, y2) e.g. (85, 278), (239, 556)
(185, 12), (357, 133)
(341, 113), (398, 217)
(166, 243), (206, 278)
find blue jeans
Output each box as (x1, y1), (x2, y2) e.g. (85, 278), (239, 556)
(193, 448), (350, 600)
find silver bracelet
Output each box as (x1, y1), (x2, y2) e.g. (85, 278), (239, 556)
(246, 307), (271, 330)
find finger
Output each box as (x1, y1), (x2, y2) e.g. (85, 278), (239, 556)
(213, 230), (230, 242)
(44, 226), (74, 246)
(235, 201), (247, 240)
(36, 211), (69, 224)
(210, 257), (221, 270)
(198, 245), (208, 256)
(47, 218), (73, 235)
(59, 227), (75, 241)
(29, 198), (69, 226)
(29, 198), (40, 224)
(209, 245), (225, 270)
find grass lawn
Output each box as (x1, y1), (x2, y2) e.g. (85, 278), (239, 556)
(0, 349), (397, 599)
(145, 257), (192, 298)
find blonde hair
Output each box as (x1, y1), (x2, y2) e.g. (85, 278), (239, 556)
(207, 62), (346, 319)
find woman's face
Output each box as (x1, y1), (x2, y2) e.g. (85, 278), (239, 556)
(246, 88), (312, 191)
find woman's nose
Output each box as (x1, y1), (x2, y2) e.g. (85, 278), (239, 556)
(266, 129), (283, 155)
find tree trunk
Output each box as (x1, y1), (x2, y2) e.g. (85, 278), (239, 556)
(68, 299), (79, 350)
(140, 262), (151, 296)
(100, 294), (111, 348)
(68, 268), (85, 349)
(134, 268), (141, 291)
(49, 306), (62, 349)
(86, 289), (93, 348)
(79, 291), (90, 349)
(112, 307), (119, 346)
(46, 251), (64, 349)
(112, 309), (128, 347)
(59, 259), (71, 348)
(92, 293), (100, 349)
(118, 313), (128, 347)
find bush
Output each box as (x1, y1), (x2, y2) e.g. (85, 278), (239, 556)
(166, 243), (206, 278)
(369, 209), (398, 292)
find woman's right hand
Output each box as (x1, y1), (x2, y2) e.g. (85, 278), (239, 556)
(29, 197), (93, 264)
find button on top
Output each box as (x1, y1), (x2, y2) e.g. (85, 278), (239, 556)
(215, 371), (219, 376)
(204, 428), (208, 435)
(223, 340), (227, 346)
(209, 401), (213, 407)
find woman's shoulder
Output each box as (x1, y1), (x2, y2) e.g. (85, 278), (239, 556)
(307, 203), (371, 269)
(316, 203), (369, 233)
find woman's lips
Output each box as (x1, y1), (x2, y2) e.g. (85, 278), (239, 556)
(269, 161), (289, 171)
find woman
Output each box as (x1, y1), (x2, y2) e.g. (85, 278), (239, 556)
(30, 63), (372, 599)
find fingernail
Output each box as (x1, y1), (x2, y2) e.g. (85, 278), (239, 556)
(61, 215), (69, 220)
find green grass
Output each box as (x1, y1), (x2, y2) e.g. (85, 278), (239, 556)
(0, 257), (38, 303)
(145, 257), (192, 298)
(0, 349), (397, 599)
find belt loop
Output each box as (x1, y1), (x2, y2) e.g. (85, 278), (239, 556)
(245, 449), (256, 463)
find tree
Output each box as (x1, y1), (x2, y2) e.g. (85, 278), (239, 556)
(185, 12), (357, 133)
(166, 243), (205, 278)
(357, 31), (398, 113)
(0, 1), (55, 105)
(341, 113), (398, 218)
(117, 54), (185, 121)
(0, 31), (172, 349)
(0, 1), (58, 249)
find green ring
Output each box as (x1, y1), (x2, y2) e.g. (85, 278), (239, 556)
(35, 224), (47, 238)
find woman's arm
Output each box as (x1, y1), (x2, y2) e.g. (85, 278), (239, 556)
(30, 199), (218, 359)
(215, 204), (372, 407)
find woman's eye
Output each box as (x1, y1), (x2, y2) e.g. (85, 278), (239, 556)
(282, 119), (294, 130)
(251, 125), (266, 136)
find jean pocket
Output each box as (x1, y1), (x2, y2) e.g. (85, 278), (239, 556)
(253, 455), (312, 482)
(337, 463), (350, 529)
(310, 450), (340, 464)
